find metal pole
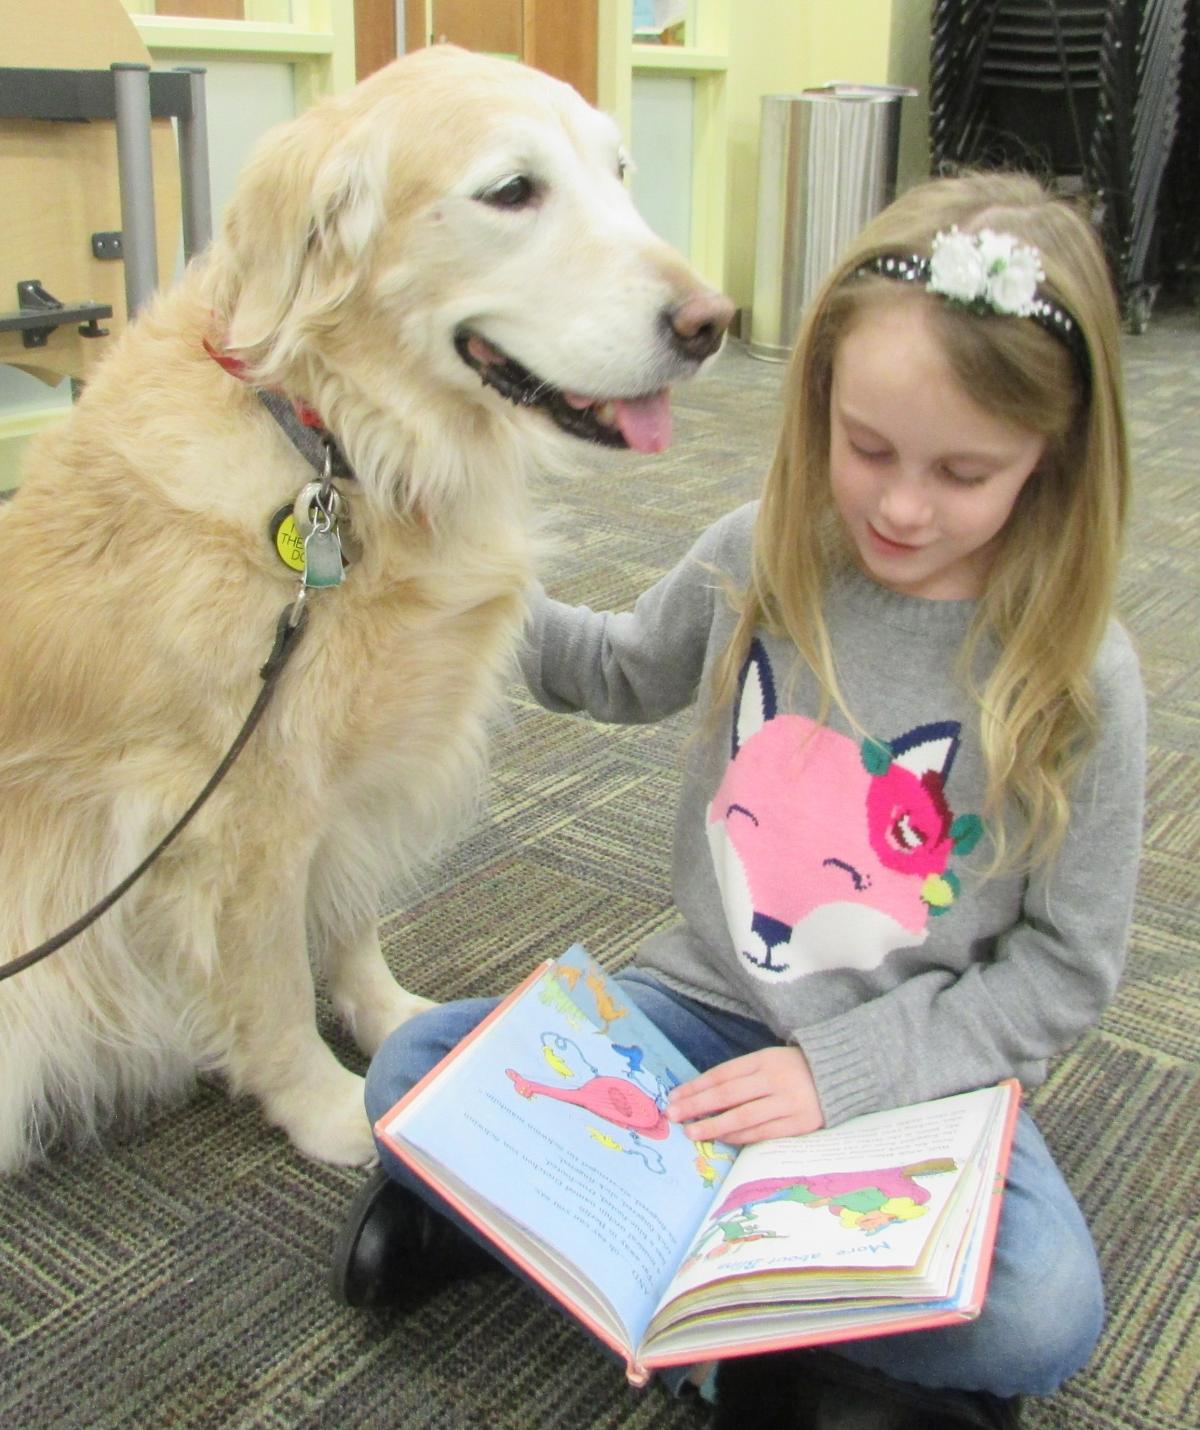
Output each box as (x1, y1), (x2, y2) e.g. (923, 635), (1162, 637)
(174, 66), (213, 263)
(111, 62), (159, 317)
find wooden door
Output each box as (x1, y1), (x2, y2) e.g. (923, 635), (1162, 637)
(525, 0), (597, 105)
(430, 0), (522, 57)
(354, 0), (398, 80)
(406, 0), (598, 105)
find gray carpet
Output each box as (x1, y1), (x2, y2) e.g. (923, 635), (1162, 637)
(1, 309), (1197, 1429)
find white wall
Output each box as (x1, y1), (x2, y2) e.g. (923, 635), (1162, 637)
(630, 71), (695, 255)
(178, 55), (297, 232)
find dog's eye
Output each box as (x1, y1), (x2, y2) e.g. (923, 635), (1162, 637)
(478, 175), (537, 209)
(617, 148), (631, 181)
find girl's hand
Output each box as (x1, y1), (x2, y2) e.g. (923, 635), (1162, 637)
(666, 1046), (824, 1145)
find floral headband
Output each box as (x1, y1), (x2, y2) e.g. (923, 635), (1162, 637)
(858, 227), (1091, 397)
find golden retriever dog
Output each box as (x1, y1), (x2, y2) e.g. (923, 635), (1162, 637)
(0, 45), (732, 1171)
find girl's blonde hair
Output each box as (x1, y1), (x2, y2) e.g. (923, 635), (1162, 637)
(714, 170), (1129, 871)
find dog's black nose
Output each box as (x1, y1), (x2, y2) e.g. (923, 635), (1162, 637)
(666, 291), (736, 362)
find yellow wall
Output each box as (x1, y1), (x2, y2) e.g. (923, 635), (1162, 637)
(723, 0), (930, 310)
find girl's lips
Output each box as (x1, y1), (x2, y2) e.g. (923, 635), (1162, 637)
(867, 523), (923, 555)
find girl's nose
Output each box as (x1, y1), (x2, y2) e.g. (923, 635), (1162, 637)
(878, 474), (933, 531)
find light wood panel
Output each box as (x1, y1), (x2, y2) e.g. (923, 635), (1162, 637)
(0, 0), (182, 384)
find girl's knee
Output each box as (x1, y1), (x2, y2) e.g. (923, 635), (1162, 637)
(364, 997), (499, 1125)
(983, 1114), (1105, 1390)
(985, 1243), (1105, 1393)
(1033, 1267), (1105, 1390)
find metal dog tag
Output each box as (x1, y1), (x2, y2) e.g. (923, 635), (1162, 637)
(303, 522), (344, 588)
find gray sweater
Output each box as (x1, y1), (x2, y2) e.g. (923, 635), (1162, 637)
(521, 503), (1146, 1127)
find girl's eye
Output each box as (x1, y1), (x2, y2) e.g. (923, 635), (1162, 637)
(851, 441), (890, 462)
(941, 465), (988, 486)
(477, 175), (537, 209)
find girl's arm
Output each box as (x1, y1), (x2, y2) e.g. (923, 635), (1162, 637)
(519, 504), (753, 724)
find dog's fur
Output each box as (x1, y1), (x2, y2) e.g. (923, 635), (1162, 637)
(0, 46), (731, 1171)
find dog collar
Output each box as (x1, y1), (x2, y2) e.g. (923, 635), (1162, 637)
(204, 337), (356, 584)
(203, 337), (354, 481)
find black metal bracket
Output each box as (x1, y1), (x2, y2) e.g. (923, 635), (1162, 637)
(92, 231), (123, 260)
(0, 280), (112, 349)
(0, 68), (200, 123)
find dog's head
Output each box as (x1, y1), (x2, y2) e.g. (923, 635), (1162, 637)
(207, 46), (733, 511)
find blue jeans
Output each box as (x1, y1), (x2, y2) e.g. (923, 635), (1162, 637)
(364, 972), (1104, 1400)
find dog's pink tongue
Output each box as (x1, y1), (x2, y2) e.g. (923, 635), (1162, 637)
(613, 391), (673, 453)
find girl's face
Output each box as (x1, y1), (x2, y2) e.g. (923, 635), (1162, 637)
(829, 298), (1046, 601)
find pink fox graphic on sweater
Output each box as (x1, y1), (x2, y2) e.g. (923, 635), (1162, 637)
(706, 641), (982, 981)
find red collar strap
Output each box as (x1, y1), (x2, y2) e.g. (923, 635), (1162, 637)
(203, 337), (325, 430)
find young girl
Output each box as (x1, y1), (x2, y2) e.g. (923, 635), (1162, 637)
(331, 171), (1145, 1430)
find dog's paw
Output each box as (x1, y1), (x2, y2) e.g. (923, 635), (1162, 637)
(350, 989), (438, 1058)
(389, 989), (437, 1025)
(270, 1065), (377, 1167)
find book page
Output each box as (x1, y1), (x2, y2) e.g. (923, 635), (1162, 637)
(554, 945), (701, 1088)
(659, 1085), (1007, 1305)
(384, 964), (734, 1347)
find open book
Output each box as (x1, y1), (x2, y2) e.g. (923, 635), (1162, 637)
(376, 946), (1020, 1386)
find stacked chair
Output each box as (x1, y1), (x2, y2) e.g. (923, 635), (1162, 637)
(1158, 0), (1199, 302)
(929, 0), (1188, 330)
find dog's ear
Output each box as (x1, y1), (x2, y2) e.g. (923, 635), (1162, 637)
(212, 106), (387, 377)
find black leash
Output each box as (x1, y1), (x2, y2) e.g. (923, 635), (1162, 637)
(0, 600), (309, 983)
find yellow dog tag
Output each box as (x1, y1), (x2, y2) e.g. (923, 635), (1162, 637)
(271, 509), (307, 573)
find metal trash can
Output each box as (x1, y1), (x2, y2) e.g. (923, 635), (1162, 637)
(748, 84), (916, 362)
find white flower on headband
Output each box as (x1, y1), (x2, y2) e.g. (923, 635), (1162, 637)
(928, 227), (1046, 317)
(927, 229), (987, 303)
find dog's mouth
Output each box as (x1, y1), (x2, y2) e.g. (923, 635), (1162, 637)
(455, 329), (673, 453)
